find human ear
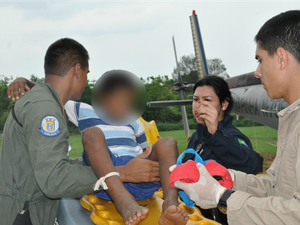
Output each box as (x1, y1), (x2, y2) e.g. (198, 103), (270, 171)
(74, 63), (82, 79)
(276, 47), (288, 70)
(221, 99), (229, 111)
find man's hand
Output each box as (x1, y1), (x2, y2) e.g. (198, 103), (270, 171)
(116, 146), (160, 183)
(171, 163), (226, 209)
(7, 77), (35, 101)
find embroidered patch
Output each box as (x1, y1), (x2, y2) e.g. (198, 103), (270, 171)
(238, 138), (249, 147)
(39, 115), (61, 137)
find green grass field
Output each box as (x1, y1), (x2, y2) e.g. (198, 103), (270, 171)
(67, 126), (277, 173)
(0, 126), (277, 173)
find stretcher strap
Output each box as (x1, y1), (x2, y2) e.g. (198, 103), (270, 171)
(94, 172), (120, 191)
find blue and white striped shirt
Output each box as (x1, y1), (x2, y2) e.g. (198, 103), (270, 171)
(65, 100), (148, 157)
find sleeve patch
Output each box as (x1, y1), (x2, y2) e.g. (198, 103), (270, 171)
(238, 138), (249, 147)
(39, 115), (61, 137)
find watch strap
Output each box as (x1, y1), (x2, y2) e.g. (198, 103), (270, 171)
(218, 189), (235, 208)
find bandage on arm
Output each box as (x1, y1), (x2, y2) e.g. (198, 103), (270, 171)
(94, 172), (120, 191)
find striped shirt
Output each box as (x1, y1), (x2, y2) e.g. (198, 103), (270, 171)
(65, 100), (148, 157)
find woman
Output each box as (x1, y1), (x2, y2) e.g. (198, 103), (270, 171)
(184, 75), (263, 175)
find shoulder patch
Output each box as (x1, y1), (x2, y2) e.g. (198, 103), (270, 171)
(238, 138), (249, 147)
(39, 115), (61, 137)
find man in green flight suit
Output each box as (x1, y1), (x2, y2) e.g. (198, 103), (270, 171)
(0, 38), (148, 225)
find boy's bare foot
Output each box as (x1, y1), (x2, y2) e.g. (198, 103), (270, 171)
(159, 205), (189, 225)
(116, 199), (149, 225)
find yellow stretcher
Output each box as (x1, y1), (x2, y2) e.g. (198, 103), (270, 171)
(80, 118), (221, 225)
(81, 190), (220, 225)
(139, 117), (160, 146)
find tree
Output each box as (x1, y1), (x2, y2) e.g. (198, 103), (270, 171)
(207, 58), (229, 79)
(141, 75), (183, 123)
(78, 80), (95, 105)
(0, 75), (13, 131)
(29, 74), (44, 82)
(172, 54), (229, 81)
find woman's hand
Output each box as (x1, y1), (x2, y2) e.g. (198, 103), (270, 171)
(7, 77), (35, 101)
(194, 101), (219, 135)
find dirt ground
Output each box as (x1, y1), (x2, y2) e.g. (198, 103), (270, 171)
(261, 153), (276, 174)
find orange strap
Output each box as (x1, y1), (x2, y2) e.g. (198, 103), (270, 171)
(59, 97), (65, 118)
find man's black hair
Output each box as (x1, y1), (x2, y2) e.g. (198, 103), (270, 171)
(255, 10), (300, 62)
(44, 38), (89, 76)
(193, 75), (233, 116)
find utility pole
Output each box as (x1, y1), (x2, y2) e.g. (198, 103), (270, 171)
(172, 36), (190, 141)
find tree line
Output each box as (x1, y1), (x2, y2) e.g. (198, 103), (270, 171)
(0, 55), (230, 131)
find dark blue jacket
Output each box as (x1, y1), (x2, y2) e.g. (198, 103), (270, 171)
(184, 115), (263, 174)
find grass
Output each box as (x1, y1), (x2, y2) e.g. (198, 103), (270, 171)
(68, 126), (277, 173)
(68, 135), (84, 158)
(158, 126), (278, 154)
(237, 126), (277, 173)
(0, 125), (278, 173)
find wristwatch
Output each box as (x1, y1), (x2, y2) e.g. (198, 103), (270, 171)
(217, 189), (235, 214)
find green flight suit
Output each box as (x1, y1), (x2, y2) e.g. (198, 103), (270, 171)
(0, 81), (97, 225)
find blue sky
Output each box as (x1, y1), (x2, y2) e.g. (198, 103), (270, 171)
(0, 0), (299, 81)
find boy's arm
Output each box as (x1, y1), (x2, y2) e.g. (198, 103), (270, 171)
(82, 127), (117, 178)
(82, 127), (160, 183)
(7, 77), (35, 100)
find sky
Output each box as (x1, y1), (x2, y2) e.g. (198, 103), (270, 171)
(0, 0), (299, 82)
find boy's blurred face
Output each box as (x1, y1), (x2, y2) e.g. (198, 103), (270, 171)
(100, 86), (135, 121)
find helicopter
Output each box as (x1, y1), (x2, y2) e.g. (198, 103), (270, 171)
(147, 10), (287, 137)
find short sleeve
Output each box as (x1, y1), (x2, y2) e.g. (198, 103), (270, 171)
(66, 101), (103, 133)
(65, 100), (78, 127)
(135, 119), (149, 149)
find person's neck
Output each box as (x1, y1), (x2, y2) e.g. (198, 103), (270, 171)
(280, 61), (300, 105)
(44, 75), (70, 105)
(283, 72), (300, 105)
(218, 113), (225, 122)
(284, 88), (300, 105)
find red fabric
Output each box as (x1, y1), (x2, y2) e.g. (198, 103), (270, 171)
(204, 160), (233, 189)
(169, 160), (233, 189)
(169, 161), (199, 187)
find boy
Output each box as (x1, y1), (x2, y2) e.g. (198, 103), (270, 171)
(65, 70), (159, 201)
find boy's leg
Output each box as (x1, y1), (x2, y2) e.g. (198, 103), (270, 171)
(82, 127), (148, 225)
(149, 137), (189, 225)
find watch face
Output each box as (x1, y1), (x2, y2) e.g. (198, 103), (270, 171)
(218, 205), (227, 214)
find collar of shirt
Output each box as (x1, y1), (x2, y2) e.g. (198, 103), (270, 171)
(278, 97), (300, 118)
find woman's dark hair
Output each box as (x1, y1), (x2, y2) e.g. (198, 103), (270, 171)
(193, 75), (233, 116)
